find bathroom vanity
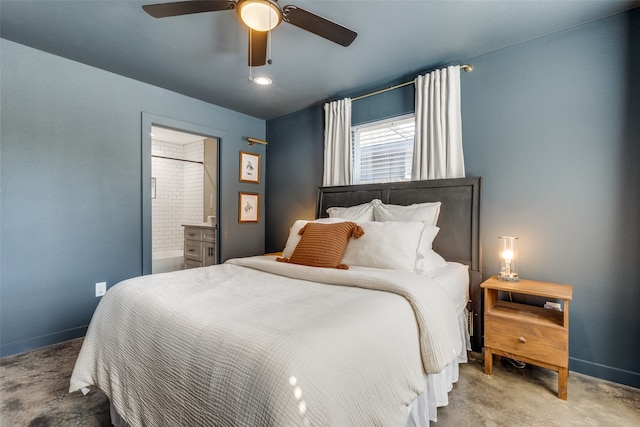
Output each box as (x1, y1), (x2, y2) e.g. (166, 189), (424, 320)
(182, 224), (216, 268)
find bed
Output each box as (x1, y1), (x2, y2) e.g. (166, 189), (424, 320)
(70, 177), (482, 426)
(316, 177), (483, 352)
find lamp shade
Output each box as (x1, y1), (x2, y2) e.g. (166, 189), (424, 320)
(237, 0), (282, 32)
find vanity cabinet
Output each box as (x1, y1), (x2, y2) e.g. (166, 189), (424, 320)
(183, 224), (216, 268)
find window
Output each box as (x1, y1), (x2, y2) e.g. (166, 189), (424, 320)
(351, 114), (415, 184)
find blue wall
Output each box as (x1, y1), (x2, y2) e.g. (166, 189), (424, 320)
(1, 39), (266, 356)
(266, 10), (640, 387)
(265, 107), (324, 252)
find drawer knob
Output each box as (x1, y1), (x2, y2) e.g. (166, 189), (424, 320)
(519, 336), (527, 343)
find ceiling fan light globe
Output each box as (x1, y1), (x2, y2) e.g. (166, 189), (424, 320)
(237, 0), (282, 32)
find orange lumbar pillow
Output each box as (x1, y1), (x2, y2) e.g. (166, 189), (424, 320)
(276, 221), (364, 269)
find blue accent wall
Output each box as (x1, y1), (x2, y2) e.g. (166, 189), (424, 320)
(351, 84), (415, 126)
(266, 10), (640, 387)
(265, 107), (324, 253)
(1, 39), (266, 356)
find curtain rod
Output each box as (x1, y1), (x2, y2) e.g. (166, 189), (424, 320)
(152, 154), (203, 165)
(351, 64), (473, 102)
(247, 137), (268, 146)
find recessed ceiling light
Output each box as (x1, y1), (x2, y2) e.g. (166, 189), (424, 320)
(252, 76), (272, 86)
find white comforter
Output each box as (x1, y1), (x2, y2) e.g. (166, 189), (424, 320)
(70, 256), (462, 426)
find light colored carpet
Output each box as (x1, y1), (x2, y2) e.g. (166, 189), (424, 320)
(1, 338), (639, 426)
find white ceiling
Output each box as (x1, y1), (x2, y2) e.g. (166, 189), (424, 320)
(2, 0), (638, 120)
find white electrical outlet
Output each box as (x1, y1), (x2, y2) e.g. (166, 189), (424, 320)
(95, 282), (107, 297)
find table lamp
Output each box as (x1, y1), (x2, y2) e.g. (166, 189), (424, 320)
(498, 236), (519, 281)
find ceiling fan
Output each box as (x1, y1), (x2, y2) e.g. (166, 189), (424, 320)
(142, 0), (358, 67)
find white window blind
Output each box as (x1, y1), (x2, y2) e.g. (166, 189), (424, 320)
(351, 114), (415, 184)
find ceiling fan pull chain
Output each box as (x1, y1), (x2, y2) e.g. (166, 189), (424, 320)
(267, 3), (273, 65)
(248, 28), (253, 81)
(267, 30), (272, 65)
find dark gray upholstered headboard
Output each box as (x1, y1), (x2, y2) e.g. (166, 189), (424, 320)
(316, 177), (483, 352)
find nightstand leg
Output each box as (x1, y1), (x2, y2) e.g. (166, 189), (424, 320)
(484, 347), (493, 375)
(558, 367), (568, 400)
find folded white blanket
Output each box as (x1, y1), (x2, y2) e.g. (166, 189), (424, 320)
(228, 256), (462, 373)
(70, 256), (462, 426)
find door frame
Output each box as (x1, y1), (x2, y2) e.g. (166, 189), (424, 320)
(141, 112), (224, 275)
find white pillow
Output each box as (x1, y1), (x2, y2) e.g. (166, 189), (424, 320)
(417, 250), (448, 272)
(326, 199), (380, 222)
(415, 225), (448, 273)
(341, 221), (426, 271)
(374, 201), (441, 226)
(281, 217), (346, 258)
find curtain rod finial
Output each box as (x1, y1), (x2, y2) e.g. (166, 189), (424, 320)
(461, 64), (473, 72)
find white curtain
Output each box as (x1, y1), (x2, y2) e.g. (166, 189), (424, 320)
(323, 98), (352, 186)
(412, 66), (465, 180)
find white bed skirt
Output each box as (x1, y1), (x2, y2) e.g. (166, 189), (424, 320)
(406, 307), (470, 426)
(406, 352), (466, 426)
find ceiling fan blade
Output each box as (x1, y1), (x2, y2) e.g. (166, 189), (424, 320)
(248, 29), (268, 67)
(142, 0), (235, 18)
(282, 5), (357, 47)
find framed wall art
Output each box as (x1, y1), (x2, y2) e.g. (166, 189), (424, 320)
(239, 151), (260, 184)
(238, 192), (259, 223)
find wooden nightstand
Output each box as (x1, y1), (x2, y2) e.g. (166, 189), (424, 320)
(481, 276), (573, 399)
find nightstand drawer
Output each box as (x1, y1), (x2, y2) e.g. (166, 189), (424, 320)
(485, 314), (568, 367)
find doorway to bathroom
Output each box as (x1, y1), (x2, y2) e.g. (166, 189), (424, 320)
(150, 126), (218, 274)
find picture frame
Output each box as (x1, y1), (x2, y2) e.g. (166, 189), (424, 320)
(238, 192), (259, 223)
(239, 151), (260, 184)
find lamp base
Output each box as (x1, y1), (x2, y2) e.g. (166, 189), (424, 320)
(499, 272), (519, 282)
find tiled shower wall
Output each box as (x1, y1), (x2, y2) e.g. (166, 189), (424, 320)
(183, 141), (204, 226)
(152, 139), (204, 254)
